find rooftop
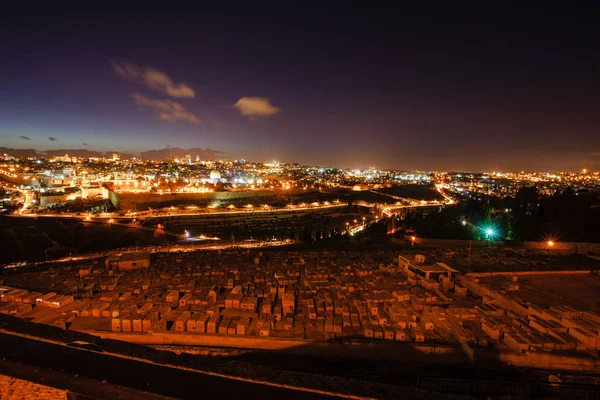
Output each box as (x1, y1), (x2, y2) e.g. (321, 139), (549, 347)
(118, 252), (151, 261)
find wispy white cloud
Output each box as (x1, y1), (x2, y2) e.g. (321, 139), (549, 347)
(131, 93), (201, 124)
(112, 62), (195, 98)
(234, 97), (280, 117)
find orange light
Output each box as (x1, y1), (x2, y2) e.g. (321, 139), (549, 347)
(547, 241), (554, 247)
(411, 236), (416, 241)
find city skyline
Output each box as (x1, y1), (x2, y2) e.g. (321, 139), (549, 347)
(1, 4), (599, 172)
(3, 5), (600, 398)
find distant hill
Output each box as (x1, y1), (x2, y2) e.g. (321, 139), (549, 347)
(0, 146), (222, 161)
(140, 147), (225, 161)
(0, 147), (38, 157)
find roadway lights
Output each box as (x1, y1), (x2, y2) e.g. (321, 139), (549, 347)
(482, 227), (499, 241)
(184, 230), (190, 238)
(461, 220), (467, 226)
(547, 241), (554, 247)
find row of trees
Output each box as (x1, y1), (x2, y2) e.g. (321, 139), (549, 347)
(401, 187), (600, 242)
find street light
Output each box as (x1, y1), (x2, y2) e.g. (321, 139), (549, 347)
(461, 220), (467, 226)
(547, 240), (554, 247)
(480, 225), (499, 241)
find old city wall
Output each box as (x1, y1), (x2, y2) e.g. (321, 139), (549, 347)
(0, 172), (29, 186)
(113, 190), (306, 211)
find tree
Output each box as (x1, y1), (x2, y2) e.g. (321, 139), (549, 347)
(511, 187), (540, 241)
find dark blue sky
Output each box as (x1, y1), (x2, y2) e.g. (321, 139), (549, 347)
(1, 3), (599, 171)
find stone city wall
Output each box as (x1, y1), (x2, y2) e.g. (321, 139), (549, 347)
(111, 189), (307, 211)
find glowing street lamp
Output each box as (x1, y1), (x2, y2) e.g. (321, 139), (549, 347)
(481, 225), (499, 241)
(547, 240), (554, 247)
(461, 220), (467, 226)
(184, 230), (190, 238)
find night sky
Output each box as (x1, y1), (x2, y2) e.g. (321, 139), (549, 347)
(1, 3), (599, 171)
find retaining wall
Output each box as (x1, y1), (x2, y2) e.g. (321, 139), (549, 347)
(0, 373), (67, 399)
(466, 270), (592, 277)
(83, 330), (314, 350)
(499, 351), (600, 372)
(396, 237), (600, 254)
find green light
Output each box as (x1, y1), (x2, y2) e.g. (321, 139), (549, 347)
(486, 228), (494, 236)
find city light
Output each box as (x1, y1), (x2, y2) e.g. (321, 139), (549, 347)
(1, 10), (599, 392)
(476, 224), (500, 241)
